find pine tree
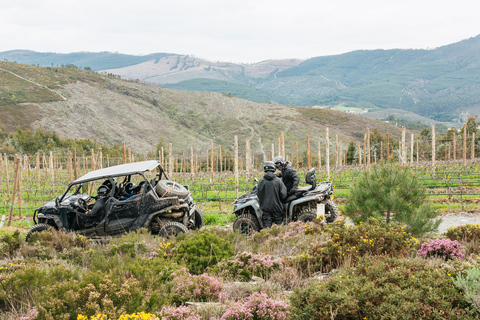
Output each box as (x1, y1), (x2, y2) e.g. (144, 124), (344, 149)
(344, 161), (441, 234)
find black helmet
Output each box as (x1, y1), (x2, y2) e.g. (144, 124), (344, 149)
(273, 155), (284, 169)
(263, 161), (276, 172)
(97, 185), (110, 197)
(125, 182), (136, 194)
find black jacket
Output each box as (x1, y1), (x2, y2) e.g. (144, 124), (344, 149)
(257, 171), (287, 213)
(278, 162), (300, 194)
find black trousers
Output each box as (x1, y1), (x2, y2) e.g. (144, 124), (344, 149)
(262, 211), (284, 228)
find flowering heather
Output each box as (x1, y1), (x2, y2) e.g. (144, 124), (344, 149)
(77, 312), (159, 320)
(261, 221), (318, 243)
(417, 238), (465, 260)
(215, 252), (283, 281)
(442, 253), (480, 277)
(170, 268), (224, 304)
(220, 292), (290, 320)
(159, 306), (201, 320)
(19, 308), (38, 320)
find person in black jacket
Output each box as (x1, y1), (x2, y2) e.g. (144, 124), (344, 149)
(257, 161), (288, 228)
(274, 156), (300, 195)
(74, 185), (109, 229)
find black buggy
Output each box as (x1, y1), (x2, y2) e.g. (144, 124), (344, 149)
(25, 160), (203, 241)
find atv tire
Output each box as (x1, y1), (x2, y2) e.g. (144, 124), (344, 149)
(159, 221), (189, 238)
(325, 201), (338, 223)
(25, 223), (54, 242)
(233, 213), (261, 236)
(297, 208), (318, 223)
(155, 180), (189, 199)
(192, 207), (204, 230)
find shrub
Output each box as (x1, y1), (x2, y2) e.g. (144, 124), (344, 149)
(293, 218), (418, 274)
(289, 255), (477, 319)
(38, 271), (145, 319)
(0, 230), (23, 258)
(220, 292), (289, 320)
(77, 312), (160, 320)
(442, 254), (480, 278)
(159, 306), (201, 320)
(445, 224), (480, 242)
(343, 162), (440, 234)
(175, 231), (234, 275)
(0, 264), (77, 312)
(19, 308), (38, 320)
(212, 252), (284, 281)
(453, 267), (480, 314)
(22, 228), (91, 260)
(170, 268), (223, 305)
(417, 238), (465, 261)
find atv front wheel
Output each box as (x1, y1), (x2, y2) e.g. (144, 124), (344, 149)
(297, 207), (318, 223)
(325, 201), (338, 223)
(159, 222), (189, 238)
(25, 223), (54, 242)
(233, 213), (261, 236)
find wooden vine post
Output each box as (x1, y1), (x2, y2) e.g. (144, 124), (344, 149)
(307, 135), (311, 168)
(122, 142), (126, 164)
(367, 128), (370, 169)
(432, 125), (436, 174)
(326, 128), (330, 181)
(7, 155), (20, 226)
(411, 134), (414, 164)
(234, 136), (239, 198)
(471, 133), (475, 160)
(463, 125), (467, 170)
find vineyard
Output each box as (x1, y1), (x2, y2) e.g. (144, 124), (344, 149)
(2, 141), (480, 229)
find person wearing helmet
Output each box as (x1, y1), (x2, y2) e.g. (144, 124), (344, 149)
(74, 185), (110, 229)
(273, 155), (300, 196)
(257, 161), (288, 228)
(121, 182), (137, 200)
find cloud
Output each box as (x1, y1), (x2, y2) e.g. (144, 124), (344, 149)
(1, 0), (479, 63)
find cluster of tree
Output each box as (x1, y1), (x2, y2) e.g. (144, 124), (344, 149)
(0, 127), (124, 157)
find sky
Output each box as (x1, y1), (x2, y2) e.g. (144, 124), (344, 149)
(1, 0), (479, 64)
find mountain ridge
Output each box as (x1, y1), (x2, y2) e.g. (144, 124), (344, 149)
(0, 61), (403, 155)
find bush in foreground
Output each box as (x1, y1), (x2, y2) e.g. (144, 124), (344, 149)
(220, 292), (289, 320)
(175, 231), (234, 275)
(289, 255), (477, 319)
(293, 217), (418, 274)
(417, 238), (465, 261)
(212, 251), (283, 281)
(445, 224), (480, 242)
(453, 267), (480, 314)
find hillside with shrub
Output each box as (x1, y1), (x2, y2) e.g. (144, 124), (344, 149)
(4, 35), (480, 122)
(0, 61), (403, 155)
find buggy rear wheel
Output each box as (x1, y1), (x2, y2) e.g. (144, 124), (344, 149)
(159, 222), (189, 239)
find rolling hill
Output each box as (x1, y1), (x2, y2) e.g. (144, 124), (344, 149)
(3, 35), (479, 123)
(0, 61), (403, 156)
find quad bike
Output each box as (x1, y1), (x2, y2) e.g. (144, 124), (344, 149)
(232, 168), (338, 235)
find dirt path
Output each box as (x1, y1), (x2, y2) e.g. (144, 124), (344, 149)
(0, 67), (67, 100)
(435, 212), (480, 234)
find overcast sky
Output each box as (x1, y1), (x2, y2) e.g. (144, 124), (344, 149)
(1, 0), (479, 64)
